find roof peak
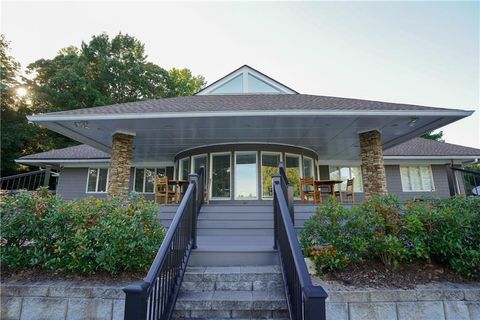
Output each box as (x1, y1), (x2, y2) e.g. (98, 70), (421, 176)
(196, 65), (298, 95)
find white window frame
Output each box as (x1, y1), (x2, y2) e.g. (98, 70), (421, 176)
(209, 152), (232, 200)
(303, 156), (315, 179)
(178, 157), (190, 180)
(328, 166), (364, 192)
(260, 151), (283, 199)
(132, 167), (166, 194)
(234, 151), (258, 200)
(400, 165), (435, 192)
(191, 154), (208, 174)
(285, 153), (303, 199)
(85, 167), (109, 193)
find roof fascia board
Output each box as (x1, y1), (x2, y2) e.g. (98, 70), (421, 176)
(28, 110), (473, 122)
(384, 155), (480, 160)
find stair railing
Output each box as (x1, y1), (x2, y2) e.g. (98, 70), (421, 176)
(447, 166), (480, 196)
(272, 167), (327, 320)
(0, 168), (54, 191)
(278, 162), (295, 223)
(123, 166), (205, 320)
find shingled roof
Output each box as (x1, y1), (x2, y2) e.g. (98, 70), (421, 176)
(18, 138), (480, 162)
(30, 94), (462, 118)
(384, 138), (480, 157)
(19, 144), (110, 160)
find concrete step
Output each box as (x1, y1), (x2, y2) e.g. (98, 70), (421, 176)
(174, 265), (288, 319)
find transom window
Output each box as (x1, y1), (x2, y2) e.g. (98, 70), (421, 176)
(86, 168), (109, 193)
(134, 168), (167, 193)
(400, 165), (435, 192)
(329, 166), (363, 192)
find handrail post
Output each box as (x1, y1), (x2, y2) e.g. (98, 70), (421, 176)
(272, 175), (282, 250)
(43, 166), (51, 188)
(189, 173), (199, 249)
(287, 183), (295, 223)
(303, 286), (328, 320)
(123, 282), (149, 320)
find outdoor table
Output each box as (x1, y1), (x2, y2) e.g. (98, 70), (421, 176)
(314, 180), (343, 196)
(168, 180), (189, 203)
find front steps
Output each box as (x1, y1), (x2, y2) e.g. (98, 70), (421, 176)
(173, 265), (288, 320)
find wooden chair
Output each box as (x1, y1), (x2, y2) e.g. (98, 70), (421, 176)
(300, 177), (320, 204)
(335, 178), (355, 203)
(155, 176), (176, 205)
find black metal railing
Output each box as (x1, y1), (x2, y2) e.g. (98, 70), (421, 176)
(449, 166), (480, 196)
(0, 168), (56, 191)
(278, 162), (295, 222)
(123, 167), (205, 320)
(273, 164), (327, 320)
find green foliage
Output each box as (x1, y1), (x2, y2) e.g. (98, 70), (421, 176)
(421, 130), (444, 141)
(300, 195), (480, 279)
(0, 189), (166, 274)
(1, 33), (206, 176)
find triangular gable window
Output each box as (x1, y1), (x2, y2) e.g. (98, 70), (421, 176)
(247, 74), (282, 93)
(197, 65), (297, 95)
(211, 74), (243, 94)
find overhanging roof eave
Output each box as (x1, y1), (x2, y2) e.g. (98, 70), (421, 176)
(27, 109), (474, 122)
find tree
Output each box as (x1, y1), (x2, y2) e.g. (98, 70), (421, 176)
(166, 68), (206, 97)
(0, 35), (40, 175)
(2, 33), (206, 175)
(421, 130), (444, 141)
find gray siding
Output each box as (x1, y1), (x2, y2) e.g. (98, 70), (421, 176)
(56, 168), (107, 200)
(57, 168), (156, 200)
(57, 165), (452, 202)
(385, 164), (450, 201)
(319, 164), (451, 202)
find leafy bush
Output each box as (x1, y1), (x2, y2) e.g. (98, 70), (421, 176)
(1, 189), (166, 274)
(300, 195), (480, 279)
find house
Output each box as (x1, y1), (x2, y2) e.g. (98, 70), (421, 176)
(16, 65), (480, 202)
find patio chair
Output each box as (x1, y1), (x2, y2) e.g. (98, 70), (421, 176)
(335, 178), (355, 203)
(155, 176), (176, 205)
(300, 177), (320, 204)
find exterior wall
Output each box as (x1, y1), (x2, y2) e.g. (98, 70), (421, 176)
(385, 164), (450, 201)
(57, 164), (452, 202)
(318, 164), (451, 202)
(57, 167), (157, 201)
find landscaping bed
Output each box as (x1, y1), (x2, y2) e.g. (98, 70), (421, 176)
(0, 189), (166, 276)
(301, 195), (480, 286)
(316, 261), (477, 289)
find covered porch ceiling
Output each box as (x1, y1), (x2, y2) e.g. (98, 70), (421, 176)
(29, 110), (470, 162)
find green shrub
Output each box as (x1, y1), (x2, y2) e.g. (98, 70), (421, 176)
(0, 189), (166, 274)
(300, 195), (480, 279)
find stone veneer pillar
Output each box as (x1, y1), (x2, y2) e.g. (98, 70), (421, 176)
(359, 130), (388, 198)
(108, 132), (134, 197)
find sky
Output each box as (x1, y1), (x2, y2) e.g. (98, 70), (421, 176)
(2, 1), (479, 148)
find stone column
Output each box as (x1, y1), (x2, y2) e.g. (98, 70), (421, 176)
(108, 132), (134, 197)
(359, 130), (388, 198)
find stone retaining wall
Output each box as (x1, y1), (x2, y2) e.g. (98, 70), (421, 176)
(325, 286), (480, 320)
(0, 283), (125, 320)
(1, 282), (479, 320)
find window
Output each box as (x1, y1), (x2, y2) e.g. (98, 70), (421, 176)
(261, 152), (282, 198)
(247, 74), (282, 93)
(86, 168), (109, 193)
(285, 154), (302, 197)
(235, 152), (258, 200)
(400, 165), (434, 192)
(211, 153), (231, 199)
(134, 168), (167, 193)
(329, 166), (363, 192)
(303, 156), (314, 179)
(211, 75), (243, 94)
(179, 158), (190, 180)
